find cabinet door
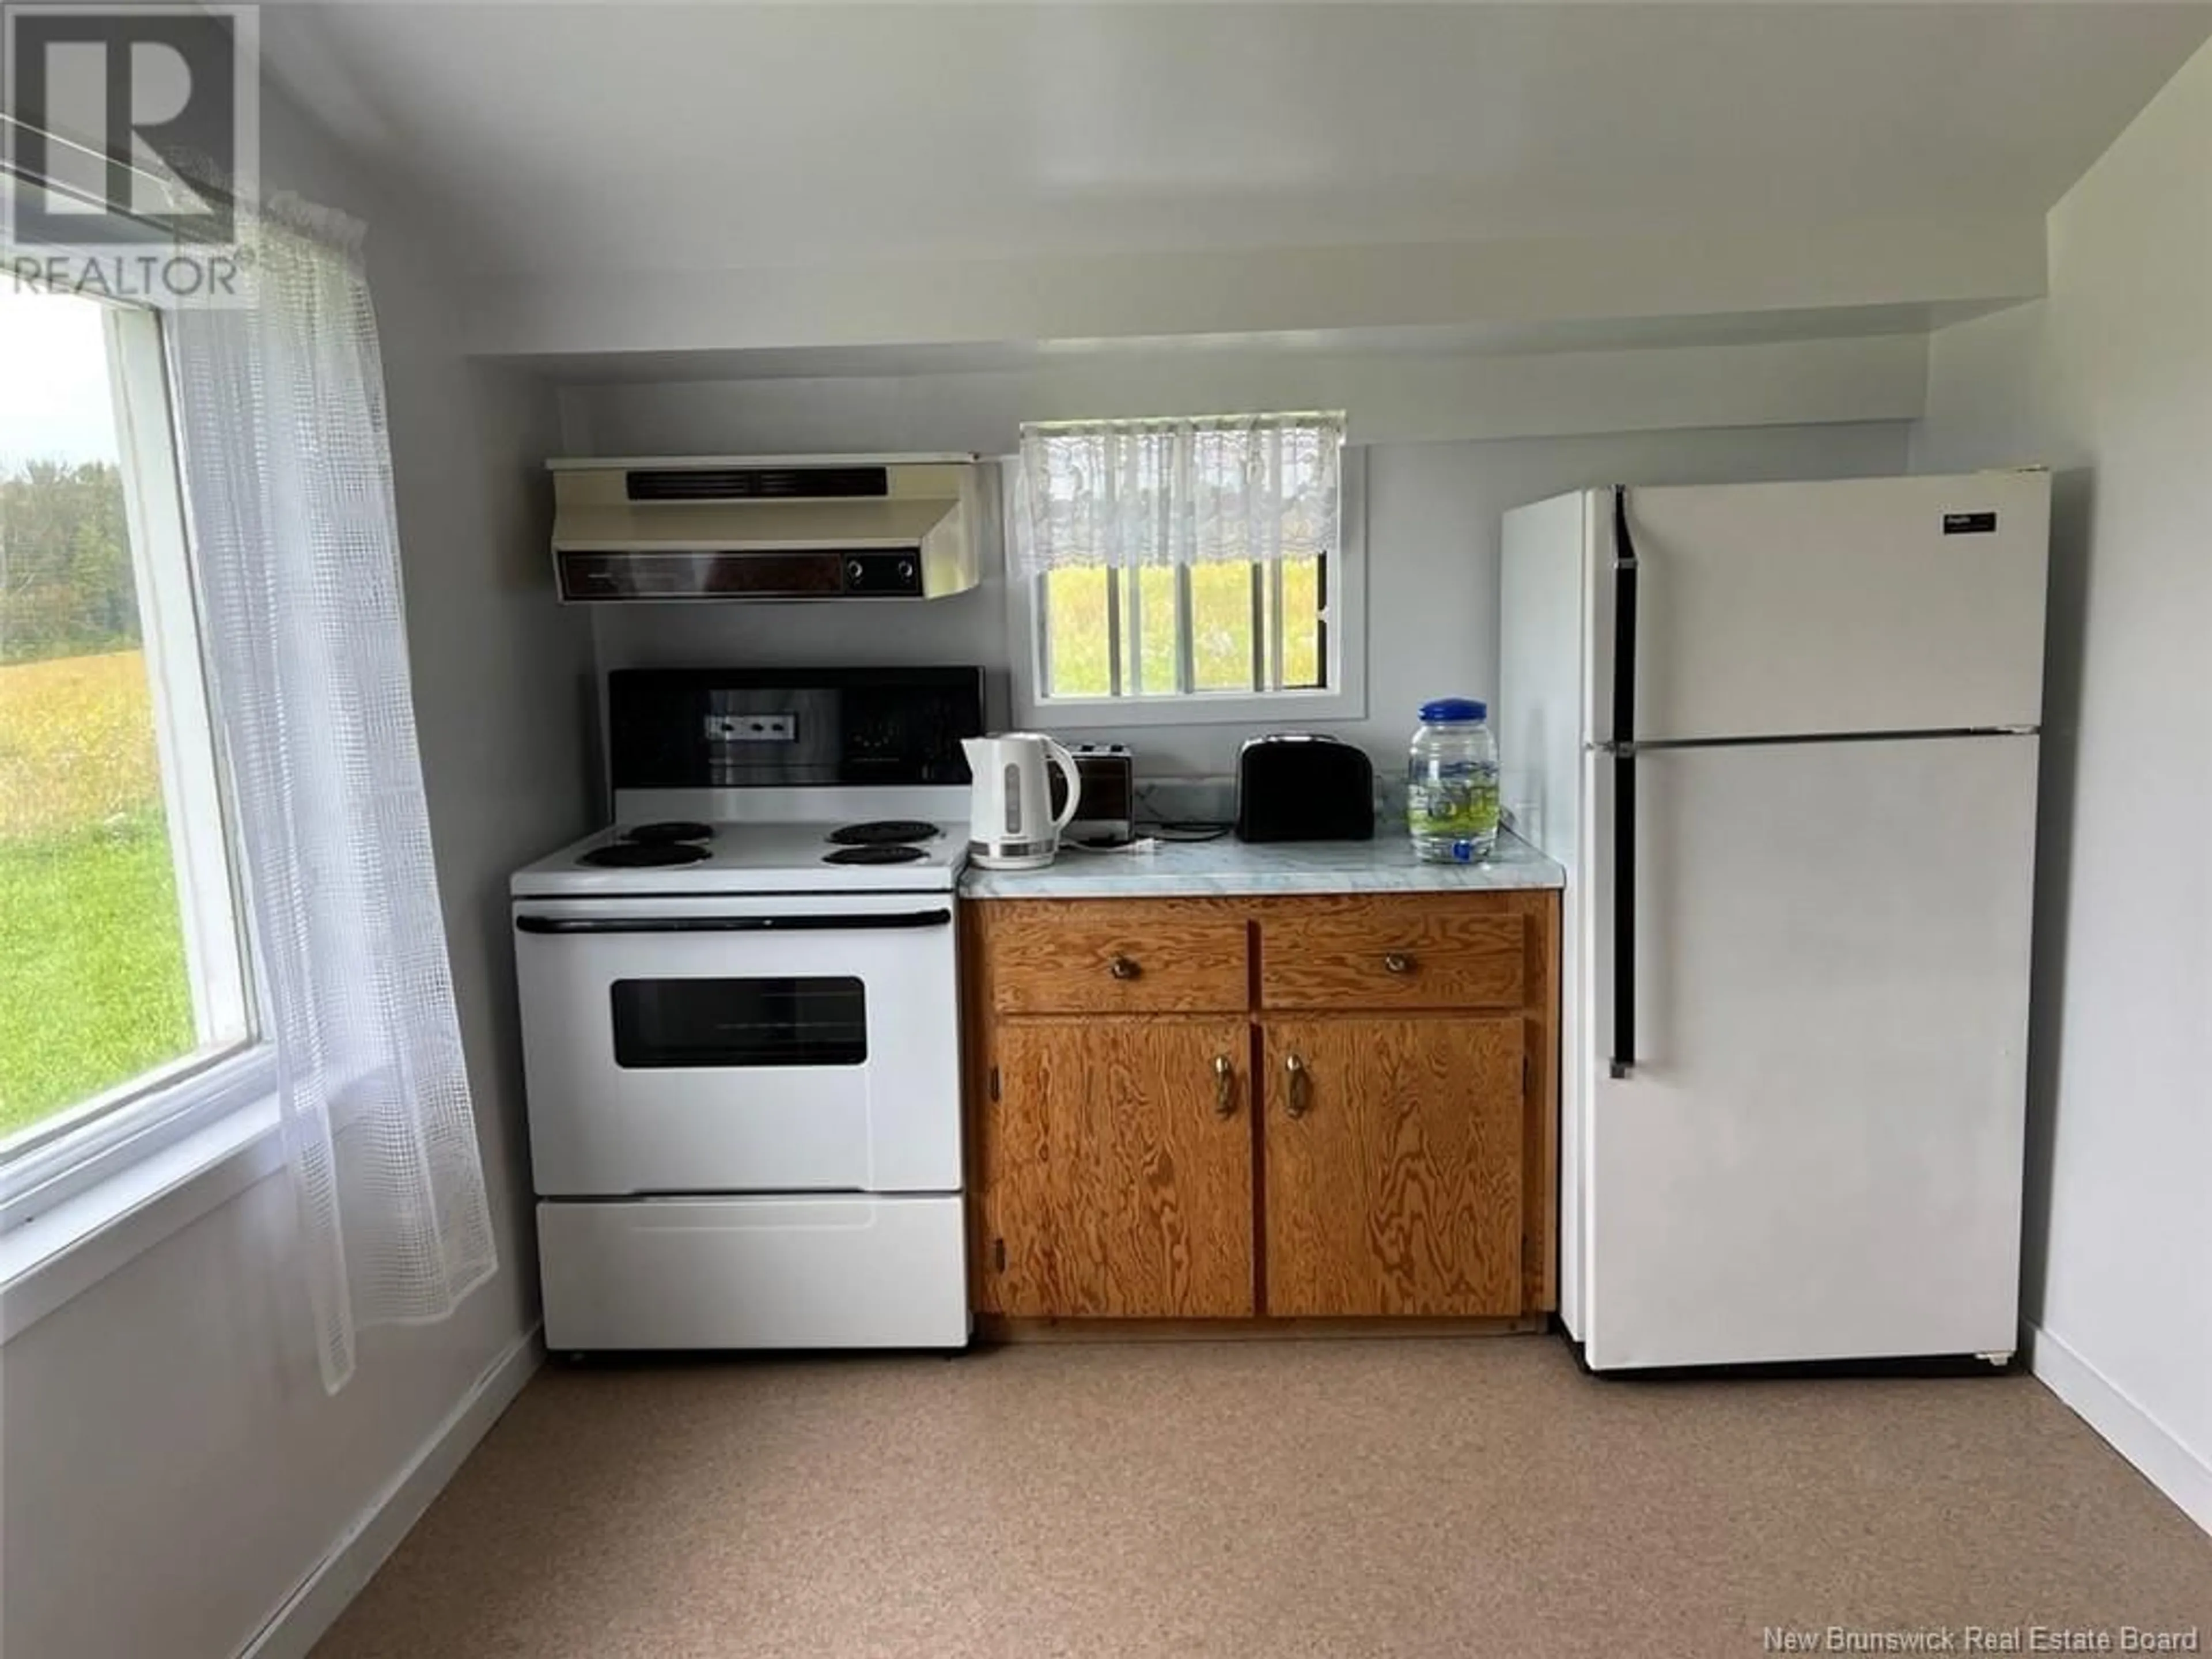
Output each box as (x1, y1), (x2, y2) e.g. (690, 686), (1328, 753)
(981, 1017), (1255, 1318)
(1263, 1017), (1525, 1317)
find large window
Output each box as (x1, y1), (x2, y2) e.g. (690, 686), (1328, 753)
(0, 286), (257, 1188)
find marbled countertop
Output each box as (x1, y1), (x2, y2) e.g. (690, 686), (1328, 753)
(960, 827), (1565, 900)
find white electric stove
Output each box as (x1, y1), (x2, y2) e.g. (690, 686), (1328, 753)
(511, 668), (984, 1354)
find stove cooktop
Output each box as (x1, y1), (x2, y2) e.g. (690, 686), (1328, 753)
(514, 817), (969, 898)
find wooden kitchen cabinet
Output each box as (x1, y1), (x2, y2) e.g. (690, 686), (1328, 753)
(1262, 1015), (1525, 1317)
(975, 1016), (1255, 1318)
(964, 889), (1558, 1330)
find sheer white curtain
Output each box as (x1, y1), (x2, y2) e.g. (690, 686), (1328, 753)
(1010, 411), (1344, 577)
(164, 199), (495, 1393)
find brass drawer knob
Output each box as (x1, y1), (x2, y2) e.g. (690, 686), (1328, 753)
(1108, 955), (1141, 980)
(1382, 952), (1414, 975)
(1213, 1055), (1236, 1119)
(1283, 1051), (1311, 1118)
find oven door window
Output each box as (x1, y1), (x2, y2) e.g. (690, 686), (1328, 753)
(610, 976), (867, 1069)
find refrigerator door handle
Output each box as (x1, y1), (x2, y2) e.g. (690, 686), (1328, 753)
(1611, 485), (1638, 1079)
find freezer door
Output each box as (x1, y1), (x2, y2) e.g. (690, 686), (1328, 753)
(1583, 734), (2037, 1369)
(1592, 473), (2050, 743)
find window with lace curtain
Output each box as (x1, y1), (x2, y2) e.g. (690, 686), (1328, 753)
(1005, 413), (1366, 728)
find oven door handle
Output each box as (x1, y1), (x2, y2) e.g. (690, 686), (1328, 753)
(515, 910), (952, 935)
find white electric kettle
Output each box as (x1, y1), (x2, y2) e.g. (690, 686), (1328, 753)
(963, 733), (1082, 869)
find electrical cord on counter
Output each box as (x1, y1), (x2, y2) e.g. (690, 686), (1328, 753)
(1146, 820), (1233, 843)
(1062, 819), (1233, 855)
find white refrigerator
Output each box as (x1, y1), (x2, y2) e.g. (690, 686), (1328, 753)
(1500, 471), (2048, 1371)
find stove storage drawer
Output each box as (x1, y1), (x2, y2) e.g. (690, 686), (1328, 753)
(539, 1195), (968, 1350)
(976, 899), (1249, 1014)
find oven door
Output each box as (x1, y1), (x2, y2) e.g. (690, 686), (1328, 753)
(513, 892), (960, 1196)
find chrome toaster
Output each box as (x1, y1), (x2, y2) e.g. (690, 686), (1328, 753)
(1049, 743), (1137, 845)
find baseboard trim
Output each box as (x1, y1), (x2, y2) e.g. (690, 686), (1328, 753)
(236, 1323), (544, 1659)
(2025, 1320), (2212, 1539)
(975, 1313), (1547, 1343)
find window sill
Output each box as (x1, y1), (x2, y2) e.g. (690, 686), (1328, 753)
(0, 1095), (283, 1344)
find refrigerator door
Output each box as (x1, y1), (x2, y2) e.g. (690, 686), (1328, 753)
(1582, 733), (2037, 1369)
(1592, 472), (2050, 743)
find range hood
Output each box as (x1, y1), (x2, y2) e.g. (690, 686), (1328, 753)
(548, 454), (983, 602)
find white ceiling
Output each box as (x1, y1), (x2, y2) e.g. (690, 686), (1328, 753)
(266, 2), (2212, 280)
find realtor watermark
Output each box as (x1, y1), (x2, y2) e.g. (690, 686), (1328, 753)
(1763, 1627), (2200, 1654)
(2, 2), (259, 304)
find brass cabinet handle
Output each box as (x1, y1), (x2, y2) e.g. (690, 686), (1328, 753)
(1283, 1052), (1311, 1119)
(1213, 1055), (1236, 1119)
(1382, 952), (1414, 975)
(1108, 955), (1141, 980)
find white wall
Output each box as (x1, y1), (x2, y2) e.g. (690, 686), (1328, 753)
(1912, 40), (2212, 1533)
(585, 410), (1911, 778)
(467, 217), (2047, 359)
(558, 332), (1928, 452)
(0, 86), (596, 1659)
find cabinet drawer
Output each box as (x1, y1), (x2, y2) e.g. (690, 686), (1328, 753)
(1259, 896), (1527, 1010)
(980, 901), (1249, 1014)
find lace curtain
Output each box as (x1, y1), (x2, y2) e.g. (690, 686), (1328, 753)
(1011, 412), (1344, 577)
(164, 202), (496, 1393)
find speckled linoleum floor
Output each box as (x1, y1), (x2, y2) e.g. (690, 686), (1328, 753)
(310, 1336), (2212, 1658)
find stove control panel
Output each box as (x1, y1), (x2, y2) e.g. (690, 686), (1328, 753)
(705, 713), (798, 744)
(609, 667), (985, 789)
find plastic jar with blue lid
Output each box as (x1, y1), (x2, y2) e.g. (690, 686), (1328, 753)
(1407, 698), (1500, 862)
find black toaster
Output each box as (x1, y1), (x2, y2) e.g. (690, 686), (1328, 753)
(1234, 733), (1375, 842)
